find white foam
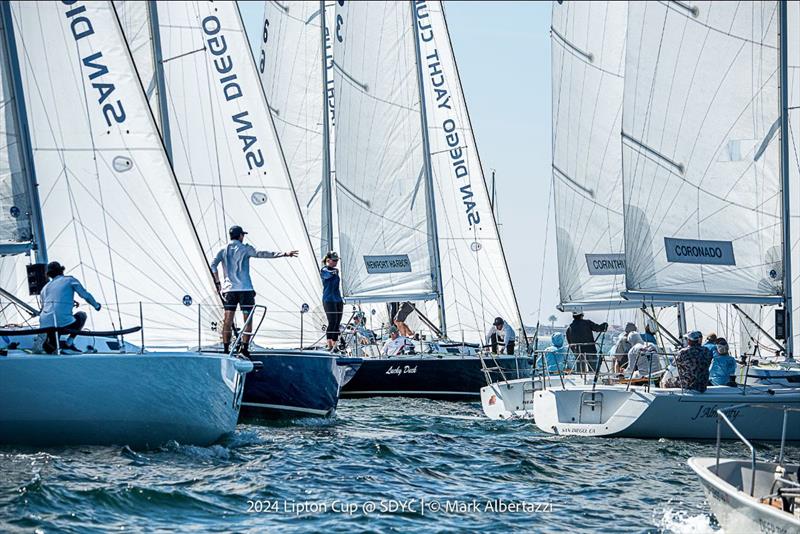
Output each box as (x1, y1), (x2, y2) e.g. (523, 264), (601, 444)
(656, 507), (721, 533)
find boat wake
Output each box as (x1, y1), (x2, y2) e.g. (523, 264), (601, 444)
(655, 506), (720, 533)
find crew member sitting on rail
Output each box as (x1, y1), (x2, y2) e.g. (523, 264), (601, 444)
(39, 261), (101, 354)
(708, 337), (737, 386)
(486, 317), (516, 355)
(381, 326), (412, 356)
(674, 330), (713, 392)
(625, 333), (663, 377)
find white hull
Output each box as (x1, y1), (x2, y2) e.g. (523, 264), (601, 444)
(689, 457), (800, 532)
(0, 351), (252, 448)
(480, 374), (593, 420)
(533, 384), (800, 439)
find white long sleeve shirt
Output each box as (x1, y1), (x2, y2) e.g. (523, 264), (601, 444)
(39, 275), (99, 328)
(485, 323), (516, 346)
(211, 240), (283, 293)
(382, 335), (412, 356)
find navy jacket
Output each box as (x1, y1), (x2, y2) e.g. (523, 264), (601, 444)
(321, 266), (343, 303)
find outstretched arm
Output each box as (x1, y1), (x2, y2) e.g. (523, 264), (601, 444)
(71, 279), (101, 311)
(251, 249), (299, 259)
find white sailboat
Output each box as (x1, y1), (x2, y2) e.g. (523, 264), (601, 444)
(324, 0), (528, 399)
(533, 0), (800, 439)
(0, 0), (252, 448)
(138, 0), (357, 418)
(481, 0), (659, 419)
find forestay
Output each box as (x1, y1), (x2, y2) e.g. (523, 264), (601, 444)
(333, 0), (435, 302)
(551, 0), (631, 311)
(9, 0), (221, 345)
(259, 0), (337, 259)
(622, 1), (783, 304)
(150, 1), (324, 347)
(414, 1), (523, 341)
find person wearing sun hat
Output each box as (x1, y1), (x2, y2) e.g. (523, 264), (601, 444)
(210, 225), (299, 356)
(321, 251), (344, 350)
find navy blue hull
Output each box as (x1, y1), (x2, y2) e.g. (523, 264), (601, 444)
(240, 351), (359, 420)
(341, 355), (530, 400)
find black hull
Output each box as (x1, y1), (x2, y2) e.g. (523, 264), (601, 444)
(340, 355), (530, 400)
(240, 351), (360, 420)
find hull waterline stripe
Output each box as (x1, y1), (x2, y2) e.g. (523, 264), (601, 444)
(240, 402), (330, 416)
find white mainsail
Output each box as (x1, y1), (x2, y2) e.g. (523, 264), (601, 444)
(414, 0), (523, 340)
(333, 0), (436, 303)
(551, 0), (632, 311)
(150, 0), (325, 347)
(622, 1), (783, 305)
(8, 0), (221, 345)
(259, 0), (337, 259)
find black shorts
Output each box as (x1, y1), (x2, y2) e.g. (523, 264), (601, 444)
(223, 290), (256, 312)
(394, 301), (414, 322)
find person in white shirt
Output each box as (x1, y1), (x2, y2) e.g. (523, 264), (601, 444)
(381, 326), (412, 356)
(485, 317), (516, 355)
(39, 261), (101, 354)
(210, 225), (298, 356)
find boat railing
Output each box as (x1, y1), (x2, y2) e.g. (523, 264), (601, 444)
(228, 304), (267, 358)
(715, 403), (800, 497)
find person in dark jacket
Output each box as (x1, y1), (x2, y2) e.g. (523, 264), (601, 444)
(566, 311), (608, 372)
(321, 251), (344, 350)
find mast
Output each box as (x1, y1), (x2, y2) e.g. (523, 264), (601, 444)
(411, 0), (446, 336)
(1, 2), (46, 264)
(148, 0), (171, 161)
(778, 0), (792, 358)
(319, 0), (333, 257)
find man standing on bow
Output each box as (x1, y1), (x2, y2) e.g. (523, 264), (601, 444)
(211, 225), (299, 356)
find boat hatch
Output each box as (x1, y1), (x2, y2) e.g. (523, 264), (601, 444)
(579, 391), (603, 424)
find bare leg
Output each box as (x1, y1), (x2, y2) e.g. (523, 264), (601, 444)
(241, 309), (252, 346)
(327, 339), (335, 349)
(222, 310), (236, 347)
(395, 320), (413, 337)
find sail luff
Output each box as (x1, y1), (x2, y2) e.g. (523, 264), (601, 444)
(778, 0), (793, 355)
(411, 0), (446, 335)
(147, 0), (170, 161)
(0, 2), (44, 262)
(436, 1), (526, 341)
(319, 0), (333, 258)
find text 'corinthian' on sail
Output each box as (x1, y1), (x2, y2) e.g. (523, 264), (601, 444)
(63, 1), (126, 127)
(415, 1), (480, 228)
(202, 15), (264, 171)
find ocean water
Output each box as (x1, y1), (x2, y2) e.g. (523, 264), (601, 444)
(1, 397), (789, 533)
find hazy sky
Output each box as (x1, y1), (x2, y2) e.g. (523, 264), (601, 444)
(239, 1), (564, 327)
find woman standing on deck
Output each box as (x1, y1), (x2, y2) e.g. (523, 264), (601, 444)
(321, 251), (344, 350)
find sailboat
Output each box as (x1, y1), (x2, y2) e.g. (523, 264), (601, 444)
(533, 0), (800, 440)
(481, 0), (676, 419)
(288, 0), (528, 400)
(125, 0), (359, 419)
(0, 1), (253, 448)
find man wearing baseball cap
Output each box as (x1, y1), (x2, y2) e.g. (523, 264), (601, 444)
(485, 316), (516, 355)
(210, 225), (299, 356)
(674, 330), (713, 392)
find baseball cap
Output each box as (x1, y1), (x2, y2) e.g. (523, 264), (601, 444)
(325, 251), (340, 261)
(46, 261), (65, 278)
(229, 225), (248, 239)
(493, 317), (504, 326)
(685, 331), (702, 341)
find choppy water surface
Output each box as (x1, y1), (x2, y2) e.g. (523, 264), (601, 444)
(3, 398), (789, 532)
